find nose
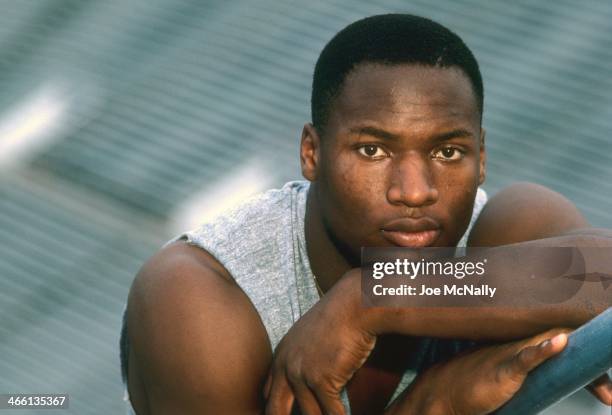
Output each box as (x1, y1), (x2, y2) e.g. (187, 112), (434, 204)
(386, 154), (438, 207)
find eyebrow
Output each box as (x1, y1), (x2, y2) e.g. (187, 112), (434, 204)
(431, 128), (475, 143)
(349, 126), (400, 141)
(349, 126), (475, 143)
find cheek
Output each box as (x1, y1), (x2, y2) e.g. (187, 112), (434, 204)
(434, 154), (479, 194)
(434, 164), (479, 240)
(325, 155), (386, 223)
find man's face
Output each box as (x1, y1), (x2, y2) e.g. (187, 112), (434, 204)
(301, 63), (486, 260)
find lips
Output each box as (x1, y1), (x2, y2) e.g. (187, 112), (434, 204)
(380, 217), (441, 248)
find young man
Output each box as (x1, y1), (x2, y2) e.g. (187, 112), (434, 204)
(121, 14), (611, 414)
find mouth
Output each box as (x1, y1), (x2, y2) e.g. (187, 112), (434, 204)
(380, 229), (440, 248)
(380, 217), (441, 248)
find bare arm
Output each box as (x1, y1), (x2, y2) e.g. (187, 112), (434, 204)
(362, 183), (611, 339)
(265, 183), (611, 414)
(126, 242), (272, 414)
(467, 182), (592, 246)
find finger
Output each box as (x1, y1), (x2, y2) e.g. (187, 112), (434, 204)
(265, 371), (295, 415)
(311, 385), (346, 415)
(264, 372), (272, 399)
(290, 381), (323, 415)
(516, 328), (572, 349)
(586, 373), (612, 406)
(504, 333), (567, 380)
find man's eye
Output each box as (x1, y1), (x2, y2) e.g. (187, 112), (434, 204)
(433, 147), (464, 161)
(358, 145), (387, 158)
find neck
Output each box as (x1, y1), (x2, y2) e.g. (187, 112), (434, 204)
(304, 183), (353, 293)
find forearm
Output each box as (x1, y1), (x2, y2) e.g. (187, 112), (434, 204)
(351, 233), (612, 340)
(366, 303), (597, 341)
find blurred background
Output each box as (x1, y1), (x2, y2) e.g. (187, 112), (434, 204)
(0, 0), (610, 414)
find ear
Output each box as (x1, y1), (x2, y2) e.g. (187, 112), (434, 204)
(478, 128), (487, 185)
(300, 123), (321, 181)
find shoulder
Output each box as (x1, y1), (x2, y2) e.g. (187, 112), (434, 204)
(468, 182), (589, 246)
(219, 181), (308, 221)
(180, 181), (308, 244)
(126, 241), (272, 413)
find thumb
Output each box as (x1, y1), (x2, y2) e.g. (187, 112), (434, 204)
(505, 333), (568, 380)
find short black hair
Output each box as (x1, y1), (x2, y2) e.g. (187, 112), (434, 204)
(312, 14), (484, 133)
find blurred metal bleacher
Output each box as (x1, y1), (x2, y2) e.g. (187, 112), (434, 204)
(0, 1), (610, 413)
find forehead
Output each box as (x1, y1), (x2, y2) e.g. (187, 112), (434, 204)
(330, 63), (480, 133)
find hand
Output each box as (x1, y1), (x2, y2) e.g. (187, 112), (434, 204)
(264, 270), (374, 415)
(387, 329), (571, 415)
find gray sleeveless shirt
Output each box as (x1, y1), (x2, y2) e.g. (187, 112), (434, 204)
(123, 180), (487, 413)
